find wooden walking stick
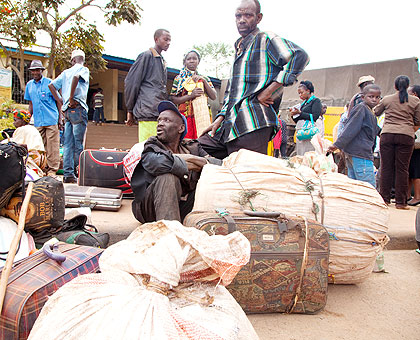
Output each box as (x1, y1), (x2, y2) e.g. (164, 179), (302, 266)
(0, 181), (34, 312)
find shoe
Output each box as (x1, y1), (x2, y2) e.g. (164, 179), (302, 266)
(416, 249), (420, 255)
(63, 176), (77, 184)
(407, 199), (420, 206)
(395, 204), (410, 210)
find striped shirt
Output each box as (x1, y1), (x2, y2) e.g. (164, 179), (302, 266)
(94, 92), (104, 108)
(218, 29), (309, 142)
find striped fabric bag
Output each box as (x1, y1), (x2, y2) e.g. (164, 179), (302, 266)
(0, 243), (102, 340)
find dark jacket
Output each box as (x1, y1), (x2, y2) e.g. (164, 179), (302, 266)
(130, 137), (220, 202)
(124, 48), (167, 121)
(334, 102), (379, 161)
(292, 96), (322, 123)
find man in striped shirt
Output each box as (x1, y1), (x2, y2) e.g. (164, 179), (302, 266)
(199, 0), (309, 159)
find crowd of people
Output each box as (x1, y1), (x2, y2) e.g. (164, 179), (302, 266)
(2, 0), (420, 222)
(327, 75), (420, 210)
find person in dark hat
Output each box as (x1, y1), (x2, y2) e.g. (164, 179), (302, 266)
(24, 59), (61, 178)
(130, 100), (221, 223)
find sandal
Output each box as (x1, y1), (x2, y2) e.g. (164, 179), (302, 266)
(407, 199), (420, 206)
(395, 204), (410, 210)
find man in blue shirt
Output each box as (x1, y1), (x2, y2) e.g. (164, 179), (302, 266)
(24, 60), (61, 177)
(49, 50), (90, 183)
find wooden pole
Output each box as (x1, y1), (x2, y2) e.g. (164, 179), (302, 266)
(0, 181), (34, 312)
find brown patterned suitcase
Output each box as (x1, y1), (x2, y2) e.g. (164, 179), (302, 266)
(183, 210), (329, 314)
(0, 242), (103, 340)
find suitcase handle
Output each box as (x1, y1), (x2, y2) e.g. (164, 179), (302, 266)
(243, 210), (289, 233)
(42, 243), (66, 263)
(243, 210), (283, 218)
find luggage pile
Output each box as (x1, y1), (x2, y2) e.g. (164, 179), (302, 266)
(192, 149), (389, 285)
(28, 220), (259, 340)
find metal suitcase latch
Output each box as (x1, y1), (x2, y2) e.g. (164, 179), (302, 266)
(277, 221), (288, 233)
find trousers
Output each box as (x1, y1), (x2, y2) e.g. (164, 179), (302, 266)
(36, 125), (60, 173)
(198, 126), (274, 159)
(132, 173), (195, 223)
(379, 133), (414, 205)
(63, 105), (88, 178)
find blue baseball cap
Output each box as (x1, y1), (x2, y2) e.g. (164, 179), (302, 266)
(157, 100), (188, 140)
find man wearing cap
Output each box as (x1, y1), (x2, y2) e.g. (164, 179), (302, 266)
(49, 49), (90, 183)
(347, 75), (375, 114)
(130, 100), (221, 223)
(24, 60), (61, 177)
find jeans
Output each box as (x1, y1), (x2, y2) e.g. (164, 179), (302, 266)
(346, 156), (376, 188)
(63, 105), (87, 178)
(93, 107), (104, 123)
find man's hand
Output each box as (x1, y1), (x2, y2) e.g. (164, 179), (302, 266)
(190, 87), (204, 100)
(257, 87), (275, 107)
(125, 112), (135, 126)
(200, 115), (224, 137)
(326, 145), (338, 155)
(176, 154), (207, 172)
(58, 112), (65, 130)
(69, 97), (77, 108)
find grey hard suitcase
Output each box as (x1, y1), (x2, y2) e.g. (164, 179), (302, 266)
(64, 184), (122, 211)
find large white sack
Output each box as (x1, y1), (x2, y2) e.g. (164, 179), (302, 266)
(29, 220), (258, 340)
(193, 150), (389, 284)
(0, 216), (30, 267)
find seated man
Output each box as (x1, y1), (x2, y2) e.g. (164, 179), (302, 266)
(130, 100), (221, 223)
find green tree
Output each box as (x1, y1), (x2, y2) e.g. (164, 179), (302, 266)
(0, 0), (142, 84)
(193, 42), (234, 79)
(0, 0), (38, 91)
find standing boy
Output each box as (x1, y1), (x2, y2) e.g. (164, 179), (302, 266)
(327, 84), (381, 187)
(124, 29), (171, 142)
(93, 88), (105, 125)
(49, 49), (90, 183)
(24, 60), (61, 177)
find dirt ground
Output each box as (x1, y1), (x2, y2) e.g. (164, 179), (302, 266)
(248, 250), (420, 340)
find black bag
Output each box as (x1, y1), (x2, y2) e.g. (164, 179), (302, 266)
(1, 128), (15, 140)
(0, 142), (27, 209)
(78, 149), (133, 197)
(34, 214), (110, 248)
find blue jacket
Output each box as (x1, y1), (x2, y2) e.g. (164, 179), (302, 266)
(334, 102), (379, 161)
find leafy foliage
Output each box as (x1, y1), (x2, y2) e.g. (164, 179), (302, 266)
(193, 42), (234, 79)
(0, 0), (142, 84)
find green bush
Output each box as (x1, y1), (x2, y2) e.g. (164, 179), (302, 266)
(0, 98), (16, 141)
(0, 115), (14, 141)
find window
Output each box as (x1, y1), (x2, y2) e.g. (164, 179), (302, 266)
(11, 58), (31, 104)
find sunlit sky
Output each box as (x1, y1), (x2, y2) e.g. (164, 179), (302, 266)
(52, 0), (420, 77)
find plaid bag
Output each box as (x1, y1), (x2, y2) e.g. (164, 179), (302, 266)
(0, 243), (102, 340)
(122, 142), (145, 183)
